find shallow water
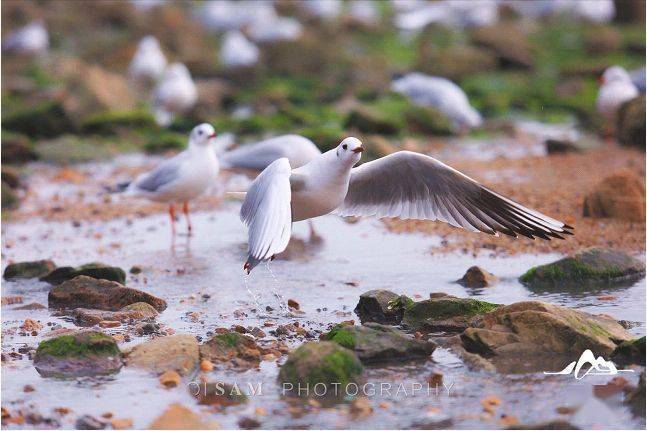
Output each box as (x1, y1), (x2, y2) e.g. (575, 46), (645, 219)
(2, 199), (645, 429)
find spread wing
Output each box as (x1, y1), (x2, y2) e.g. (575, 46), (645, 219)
(337, 151), (573, 240)
(240, 158), (292, 273)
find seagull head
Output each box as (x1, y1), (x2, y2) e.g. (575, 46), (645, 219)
(600, 66), (631, 85)
(336, 137), (364, 164)
(189, 123), (217, 146)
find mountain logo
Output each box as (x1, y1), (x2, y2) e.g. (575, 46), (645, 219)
(543, 349), (634, 380)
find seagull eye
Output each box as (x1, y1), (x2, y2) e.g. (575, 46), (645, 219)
(342, 144), (348, 150)
(198, 130), (203, 135)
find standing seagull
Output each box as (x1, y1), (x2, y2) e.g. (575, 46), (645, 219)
(129, 36), (167, 82)
(240, 137), (573, 272)
(2, 20), (49, 55)
(118, 124), (219, 235)
(153, 63), (198, 127)
(220, 135), (321, 170)
(596, 66), (639, 121)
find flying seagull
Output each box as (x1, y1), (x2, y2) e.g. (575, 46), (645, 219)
(116, 124), (219, 235)
(240, 137), (573, 272)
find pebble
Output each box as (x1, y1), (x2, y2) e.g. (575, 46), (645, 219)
(98, 320), (120, 328)
(159, 370), (181, 388)
(238, 417), (261, 429)
(110, 418), (133, 429)
(23, 384), (35, 392)
(199, 360), (214, 372)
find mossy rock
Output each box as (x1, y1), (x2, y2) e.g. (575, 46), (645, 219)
(1, 181), (19, 210)
(35, 135), (114, 164)
(470, 24), (533, 69)
(34, 330), (122, 377)
(402, 293), (499, 332)
(616, 96), (645, 150)
(4, 259), (56, 280)
(3, 101), (76, 138)
(322, 323), (436, 364)
(142, 131), (186, 153)
(40, 262), (126, 285)
(354, 289), (412, 325)
(344, 105), (403, 135)
(403, 105), (454, 136)
(612, 336), (646, 366)
(199, 331), (261, 368)
(81, 110), (157, 135)
(462, 301), (634, 372)
(278, 341), (363, 395)
(520, 247), (645, 288)
(192, 381), (249, 407)
(416, 44), (497, 81)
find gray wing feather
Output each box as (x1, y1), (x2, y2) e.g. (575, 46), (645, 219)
(240, 158), (292, 272)
(135, 157), (182, 193)
(337, 151), (573, 240)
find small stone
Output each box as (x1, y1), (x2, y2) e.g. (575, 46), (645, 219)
(200, 360), (214, 372)
(481, 395), (501, 414)
(583, 171), (645, 222)
(99, 321), (121, 328)
(110, 418), (133, 429)
(21, 319), (43, 332)
(238, 417), (261, 429)
(126, 334), (199, 376)
(427, 372), (443, 387)
(129, 266), (142, 275)
(457, 266), (498, 288)
(3, 260), (56, 280)
(350, 397), (373, 418)
(250, 327), (266, 338)
(287, 299), (300, 310)
(2, 295), (23, 305)
(159, 370), (181, 388)
(148, 403), (215, 429)
(23, 384), (35, 392)
(75, 414), (106, 430)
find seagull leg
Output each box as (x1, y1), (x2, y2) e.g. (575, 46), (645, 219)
(183, 201), (192, 236)
(168, 204), (176, 237)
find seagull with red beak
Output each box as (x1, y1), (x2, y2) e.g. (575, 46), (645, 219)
(240, 137), (573, 273)
(117, 123), (219, 236)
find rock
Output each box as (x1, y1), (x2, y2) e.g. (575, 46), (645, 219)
(583, 25), (621, 55)
(322, 323), (436, 364)
(1, 132), (38, 164)
(159, 370), (181, 388)
(611, 336), (645, 366)
(544, 139), (582, 155)
(278, 341), (363, 395)
(616, 96), (645, 150)
(583, 171), (645, 221)
(14, 302), (46, 310)
(457, 266), (498, 288)
(40, 262), (126, 285)
(72, 303), (158, 325)
(2, 166), (21, 188)
(191, 381), (248, 406)
(2, 101), (76, 138)
(624, 372), (645, 418)
(401, 293), (499, 332)
(507, 420), (580, 430)
(126, 334), (199, 376)
(1, 182), (19, 210)
(470, 24), (533, 69)
(199, 332), (261, 368)
(354, 289), (412, 325)
(520, 247), (645, 288)
(3, 260), (56, 280)
(238, 417), (261, 429)
(461, 301), (633, 371)
(416, 42), (496, 81)
(48, 276), (167, 311)
(149, 403), (216, 429)
(75, 415), (107, 430)
(33, 330), (122, 377)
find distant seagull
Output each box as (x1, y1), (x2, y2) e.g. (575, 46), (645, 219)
(117, 124), (219, 235)
(220, 135), (321, 171)
(301, 0), (343, 20)
(348, 0), (381, 26)
(504, 0), (615, 23)
(394, 0), (498, 31)
(392, 72), (483, 131)
(596, 66), (639, 121)
(240, 137), (572, 272)
(248, 13), (303, 43)
(197, 0), (275, 33)
(2, 20), (48, 55)
(130, 0), (166, 11)
(129, 36), (167, 82)
(153, 63), (198, 127)
(219, 31), (259, 68)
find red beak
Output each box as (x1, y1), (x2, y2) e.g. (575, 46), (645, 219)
(352, 146), (364, 153)
(209, 133), (217, 139)
(598, 76), (604, 85)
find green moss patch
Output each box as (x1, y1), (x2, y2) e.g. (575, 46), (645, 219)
(322, 325), (357, 349)
(36, 332), (120, 358)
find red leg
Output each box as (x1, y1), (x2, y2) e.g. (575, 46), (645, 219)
(169, 204), (176, 236)
(183, 201), (192, 235)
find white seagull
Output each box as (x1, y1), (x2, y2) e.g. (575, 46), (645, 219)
(118, 124), (219, 235)
(219, 31), (260, 68)
(392, 72), (483, 131)
(220, 135), (321, 171)
(153, 63), (198, 127)
(2, 20), (49, 55)
(596, 66), (639, 121)
(129, 36), (167, 82)
(240, 137), (573, 272)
